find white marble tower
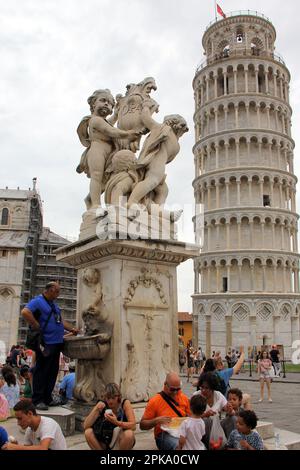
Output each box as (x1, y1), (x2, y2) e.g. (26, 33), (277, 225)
(192, 12), (300, 358)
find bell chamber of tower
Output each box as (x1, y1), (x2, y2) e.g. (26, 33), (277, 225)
(192, 12), (300, 359)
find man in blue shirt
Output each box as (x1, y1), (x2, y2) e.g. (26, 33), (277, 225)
(21, 282), (79, 410)
(59, 363), (75, 402)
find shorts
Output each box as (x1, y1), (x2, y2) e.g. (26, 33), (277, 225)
(260, 372), (271, 381)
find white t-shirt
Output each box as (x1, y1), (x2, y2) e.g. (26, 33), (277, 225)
(24, 416), (67, 450)
(193, 390), (227, 413)
(178, 417), (206, 450)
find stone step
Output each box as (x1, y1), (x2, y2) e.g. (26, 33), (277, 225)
(256, 420), (275, 440)
(36, 406), (75, 437)
(264, 428), (300, 450)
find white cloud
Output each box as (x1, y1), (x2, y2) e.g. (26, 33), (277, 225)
(1, 0), (300, 312)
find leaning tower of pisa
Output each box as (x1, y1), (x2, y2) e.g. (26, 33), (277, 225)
(192, 11), (300, 358)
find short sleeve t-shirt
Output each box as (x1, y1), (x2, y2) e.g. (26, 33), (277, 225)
(227, 429), (264, 450)
(0, 426), (8, 448)
(24, 416), (67, 450)
(178, 417), (206, 450)
(193, 390), (227, 413)
(217, 368), (234, 387)
(142, 392), (191, 438)
(26, 295), (64, 345)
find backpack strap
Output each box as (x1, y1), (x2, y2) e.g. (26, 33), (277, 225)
(159, 391), (184, 417)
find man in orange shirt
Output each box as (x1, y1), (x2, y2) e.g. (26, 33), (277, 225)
(140, 372), (190, 450)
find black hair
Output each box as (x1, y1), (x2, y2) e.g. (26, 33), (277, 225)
(198, 372), (219, 391)
(20, 366), (30, 378)
(14, 399), (37, 415)
(1, 365), (14, 380)
(238, 410), (258, 430)
(4, 371), (16, 387)
(190, 394), (207, 416)
(228, 388), (243, 401)
(203, 358), (216, 373)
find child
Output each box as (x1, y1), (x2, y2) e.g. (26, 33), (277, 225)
(177, 394), (207, 450)
(221, 388), (243, 438)
(226, 410), (264, 450)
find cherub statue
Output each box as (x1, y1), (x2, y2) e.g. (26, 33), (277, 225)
(127, 104), (189, 207)
(76, 89), (140, 209)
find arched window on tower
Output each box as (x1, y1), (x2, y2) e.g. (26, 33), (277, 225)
(1, 208), (9, 225)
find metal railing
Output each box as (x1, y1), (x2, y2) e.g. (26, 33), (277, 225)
(195, 48), (286, 74)
(245, 359), (287, 378)
(205, 10), (273, 31)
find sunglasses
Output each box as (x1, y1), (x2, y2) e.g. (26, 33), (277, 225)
(166, 383), (181, 392)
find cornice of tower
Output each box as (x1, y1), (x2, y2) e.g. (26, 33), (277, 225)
(202, 13), (276, 49)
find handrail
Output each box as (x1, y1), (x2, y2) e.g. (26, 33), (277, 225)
(195, 49), (286, 75)
(205, 10), (273, 31)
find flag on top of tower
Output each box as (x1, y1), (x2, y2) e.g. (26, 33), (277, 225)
(217, 4), (226, 19)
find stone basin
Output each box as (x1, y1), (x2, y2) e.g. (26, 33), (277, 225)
(62, 333), (111, 360)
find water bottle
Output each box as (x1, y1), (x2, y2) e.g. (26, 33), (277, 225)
(275, 432), (280, 449)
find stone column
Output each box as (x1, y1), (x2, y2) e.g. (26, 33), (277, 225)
(214, 75), (218, 99)
(238, 264), (242, 291)
(272, 224), (276, 249)
(279, 183), (283, 208)
(233, 69), (238, 94)
(273, 264), (278, 292)
(216, 223), (220, 249)
(225, 142), (229, 167)
(226, 223), (230, 249)
(216, 183), (220, 207)
(249, 221), (254, 247)
(270, 178), (274, 205)
(245, 69), (249, 93)
(215, 145), (219, 169)
(273, 74), (277, 97)
(255, 69), (259, 93)
(275, 111), (279, 133)
(262, 263), (266, 291)
(206, 317), (211, 358)
(281, 224), (285, 250)
(224, 72), (228, 95)
(257, 106), (261, 127)
(207, 185), (211, 210)
(215, 110), (219, 133)
(250, 264), (255, 291)
(266, 106), (271, 129)
(235, 105), (239, 128)
(206, 78), (209, 102)
(236, 141), (240, 166)
(265, 71), (269, 93)
(207, 224), (211, 251)
(261, 221), (265, 248)
(224, 108), (228, 129)
(237, 221), (241, 249)
(246, 104), (250, 127)
(280, 77), (284, 100)
(236, 180), (241, 205)
(227, 265), (231, 292)
(216, 265), (220, 292)
(259, 179), (264, 204)
(225, 181), (230, 206)
(248, 179), (252, 202)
